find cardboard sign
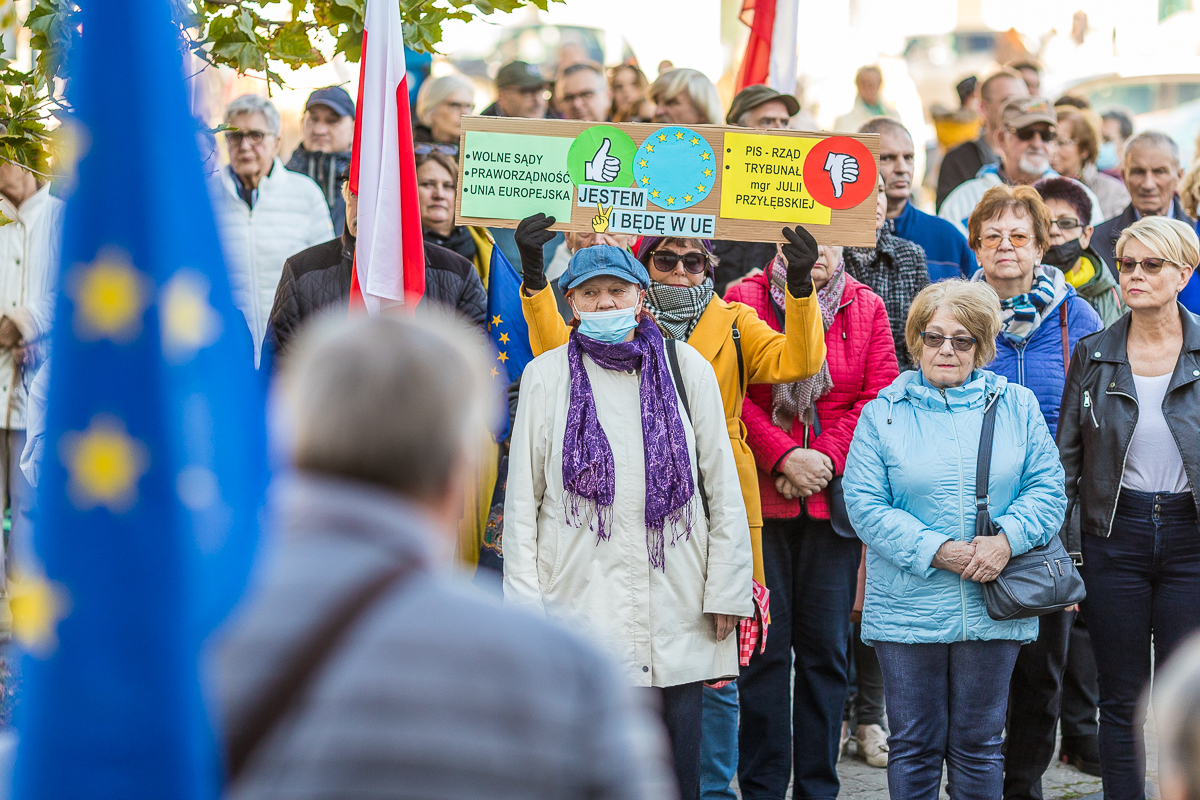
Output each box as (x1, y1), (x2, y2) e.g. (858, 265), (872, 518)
(455, 117), (880, 246)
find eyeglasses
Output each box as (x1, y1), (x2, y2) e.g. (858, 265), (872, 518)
(225, 130), (272, 148)
(979, 232), (1032, 249)
(443, 101), (474, 113)
(415, 142), (459, 157)
(1013, 126), (1057, 143)
(561, 89), (597, 106)
(650, 250), (709, 274)
(1049, 217), (1082, 231)
(1115, 257), (1176, 275)
(920, 331), (977, 352)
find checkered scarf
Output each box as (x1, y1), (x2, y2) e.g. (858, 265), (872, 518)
(998, 270), (1056, 345)
(768, 254), (842, 426)
(644, 278), (715, 342)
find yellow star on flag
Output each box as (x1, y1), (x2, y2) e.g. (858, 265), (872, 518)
(641, 176), (650, 185)
(68, 247), (150, 344)
(697, 185), (706, 193)
(658, 133), (667, 142)
(499, 332), (510, 344)
(638, 159), (648, 167)
(690, 136), (700, 145)
(646, 144), (654, 153)
(498, 351), (509, 363)
(651, 190), (660, 198)
(703, 168), (713, 177)
(684, 194), (693, 202)
(59, 414), (150, 513)
(161, 269), (222, 363)
(675, 131), (685, 140)
(700, 151), (711, 161)
(667, 196), (676, 205)
(9, 570), (67, 656)
(491, 314), (502, 326)
(490, 367), (499, 378)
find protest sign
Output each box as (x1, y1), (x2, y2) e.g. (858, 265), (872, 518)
(455, 116), (880, 246)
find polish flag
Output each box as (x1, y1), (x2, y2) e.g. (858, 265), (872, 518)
(349, 0), (425, 313)
(734, 0), (798, 95)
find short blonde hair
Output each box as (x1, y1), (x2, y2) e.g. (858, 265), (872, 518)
(648, 68), (723, 126)
(905, 280), (1001, 369)
(1179, 159), (1200, 219)
(967, 184), (1052, 253)
(415, 74), (474, 127)
(1116, 216), (1200, 269)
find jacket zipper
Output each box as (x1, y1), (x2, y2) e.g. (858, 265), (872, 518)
(942, 388), (970, 642)
(1082, 390), (1099, 428)
(1105, 387), (1139, 537)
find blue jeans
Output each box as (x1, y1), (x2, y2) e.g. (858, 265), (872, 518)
(875, 639), (1021, 800)
(1080, 489), (1200, 800)
(737, 516), (862, 800)
(700, 683), (738, 800)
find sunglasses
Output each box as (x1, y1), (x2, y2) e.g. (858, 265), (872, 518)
(920, 331), (977, 352)
(415, 142), (459, 157)
(1115, 257), (1175, 275)
(979, 232), (1031, 249)
(225, 130), (271, 147)
(650, 250), (709, 274)
(1013, 126), (1056, 143)
(1050, 217), (1082, 231)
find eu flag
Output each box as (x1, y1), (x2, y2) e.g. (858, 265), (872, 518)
(486, 242), (535, 438)
(10, 0), (268, 796)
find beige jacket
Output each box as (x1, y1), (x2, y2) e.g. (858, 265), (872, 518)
(503, 339), (753, 688)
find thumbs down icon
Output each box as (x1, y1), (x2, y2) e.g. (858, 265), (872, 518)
(823, 152), (859, 199)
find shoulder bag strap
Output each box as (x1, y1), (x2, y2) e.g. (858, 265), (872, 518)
(1059, 301), (1070, 374)
(665, 338), (711, 521)
(732, 321), (745, 390)
(226, 558), (419, 781)
(975, 392), (1002, 518)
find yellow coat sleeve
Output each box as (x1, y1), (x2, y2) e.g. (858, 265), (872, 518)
(741, 288), (827, 384)
(521, 284), (572, 357)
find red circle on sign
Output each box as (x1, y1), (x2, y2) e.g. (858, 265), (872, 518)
(803, 136), (877, 210)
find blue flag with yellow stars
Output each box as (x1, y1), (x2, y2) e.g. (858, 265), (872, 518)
(10, 0), (268, 797)
(487, 243), (534, 439)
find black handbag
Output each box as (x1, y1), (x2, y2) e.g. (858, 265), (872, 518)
(812, 411), (856, 539)
(974, 392), (1086, 620)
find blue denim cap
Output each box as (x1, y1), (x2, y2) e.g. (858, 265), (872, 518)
(558, 244), (650, 292)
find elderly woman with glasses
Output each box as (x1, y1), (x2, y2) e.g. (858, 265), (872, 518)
(1059, 216), (1200, 800)
(843, 279), (1065, 800)
(413, 75), (475, 156)
(967, 184), (1103, 799)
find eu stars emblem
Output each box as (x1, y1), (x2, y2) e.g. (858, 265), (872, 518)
(67, 246), (151, 343)
(59, 414), (150, 513)
(632, 127), (715, 211)
(160, 269), (222, 363)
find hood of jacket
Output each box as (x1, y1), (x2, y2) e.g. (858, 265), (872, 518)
(1070, 245), (1120, 300)
(877, 367), (1008, 413)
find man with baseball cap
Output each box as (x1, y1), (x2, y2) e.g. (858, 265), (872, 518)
(481, 60), (550, 119)
(939, 97), (1104, 237)
(286, 85), (356, 235)
(711, 85), (801, 294)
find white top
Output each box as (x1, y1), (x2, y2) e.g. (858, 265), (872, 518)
(1123, 372), (1189, 493)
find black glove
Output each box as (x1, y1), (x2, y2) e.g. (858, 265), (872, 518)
(781, 225), (818, 297)
(515, 213), (557, 292)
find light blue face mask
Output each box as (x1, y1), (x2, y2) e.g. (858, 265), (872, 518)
(1096, 141), (1119, 172)
(575, 306), (640, 344)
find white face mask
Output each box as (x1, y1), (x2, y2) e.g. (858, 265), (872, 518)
(574, 306), (640, 343)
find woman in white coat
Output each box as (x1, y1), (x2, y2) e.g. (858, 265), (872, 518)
(504, 245), (754, 800)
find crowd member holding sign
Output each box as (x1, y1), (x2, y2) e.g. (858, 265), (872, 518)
(503, 245), (753, 800)
(1058, 216), (1200, 800)
(724, 236), (899, 800)
(843, 280), (1066, 800)
(514, 213), (826, 798)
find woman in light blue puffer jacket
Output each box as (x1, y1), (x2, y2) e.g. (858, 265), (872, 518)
(843, 280), (1066, 800)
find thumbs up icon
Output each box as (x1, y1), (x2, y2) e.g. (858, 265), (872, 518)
(584, 137), (621, 183)
(823, 152), (859, 199)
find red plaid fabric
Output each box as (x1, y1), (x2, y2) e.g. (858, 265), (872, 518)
(704, 581), (770, 689)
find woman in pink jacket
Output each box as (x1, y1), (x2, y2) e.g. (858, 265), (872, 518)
(725, 244), (898, 800)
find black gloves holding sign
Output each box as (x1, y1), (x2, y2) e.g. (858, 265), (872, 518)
(781, 225), (818, 298)
(515, 213), (557, 293)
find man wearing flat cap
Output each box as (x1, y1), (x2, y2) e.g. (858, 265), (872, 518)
(285, 85), (355, 235)
(481, 60), (551, 119)
(939, 97), (1104, 236)
(712, 85), (801, 294)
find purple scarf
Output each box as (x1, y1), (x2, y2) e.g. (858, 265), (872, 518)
(563, 317), (695, 571)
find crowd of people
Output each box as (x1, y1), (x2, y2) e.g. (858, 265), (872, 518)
(8, 52), (1200, 800)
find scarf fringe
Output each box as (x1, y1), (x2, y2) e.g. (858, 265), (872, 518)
(645, 502), (695, 572)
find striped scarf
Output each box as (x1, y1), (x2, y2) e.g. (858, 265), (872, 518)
(999, 270), (1056, 344)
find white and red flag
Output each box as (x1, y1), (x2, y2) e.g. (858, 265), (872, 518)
(734, 0), (798, 94)
(349, 0), (425, 312)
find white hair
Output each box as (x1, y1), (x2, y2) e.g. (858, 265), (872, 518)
(648, 68), (723, 126)
(224, 94), (281, 136)
(415, 75), (475, 127)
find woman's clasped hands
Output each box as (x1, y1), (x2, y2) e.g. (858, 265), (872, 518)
(932, 534), (1012, 582)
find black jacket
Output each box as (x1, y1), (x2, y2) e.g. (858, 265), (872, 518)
(264, 236), (487, 362)
(935, 136), (996, 211)
(1057, 306), (1200, 551)
(1091, 198), (1195, 281)
(285, 146), (352, 236)
(712, 240), (777, 297)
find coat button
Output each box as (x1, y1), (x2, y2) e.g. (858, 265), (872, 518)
(642, 666), (649, 673)
(1109, 382), (1115, 388)
(1094, 351), (1102, 357)
(1193, 370), (1199, 377)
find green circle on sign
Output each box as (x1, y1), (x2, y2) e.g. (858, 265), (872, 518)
(567, 125), (638, 188)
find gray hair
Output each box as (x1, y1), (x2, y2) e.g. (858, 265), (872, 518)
(1153, 632), (1200, 800)
(648, 68), (723, 126)
(858, 116), (910, 140)
(282, 312), (490, 500)
(415, 75), (475, 127)
(1126, 130), (1181, 169)
(224, 94), (281, 137)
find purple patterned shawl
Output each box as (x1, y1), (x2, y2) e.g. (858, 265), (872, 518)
(563, 317), (696, 570)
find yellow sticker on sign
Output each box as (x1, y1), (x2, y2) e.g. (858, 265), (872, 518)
(720, 132), (832, 225)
